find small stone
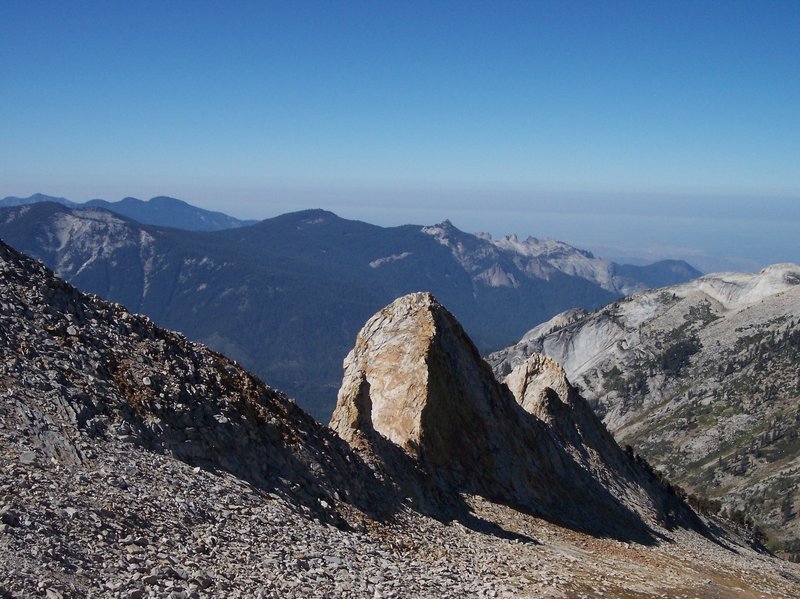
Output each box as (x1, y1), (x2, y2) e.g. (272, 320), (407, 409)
(66, 325), (78, 336)
(142, 376), (152, 386)
(0, 508), (20, 528)
(197, 576), (213, 590)
(20, 451), (37, 464)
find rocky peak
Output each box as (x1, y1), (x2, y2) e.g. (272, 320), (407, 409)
(331, 292), (702, 538)
(330, 291), (493, 465)
(503, 353), (636, 490)
(503, 353), (573, 420)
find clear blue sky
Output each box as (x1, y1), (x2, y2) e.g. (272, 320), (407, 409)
(1, 1), (798, 270)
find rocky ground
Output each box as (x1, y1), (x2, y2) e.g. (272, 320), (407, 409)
(3, 437), (800, 598)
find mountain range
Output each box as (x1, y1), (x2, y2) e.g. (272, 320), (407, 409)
(0, 199), (700, 419)
(0, 193), (256, 231)
(489, 264), (800, 558)
(3, 237), (796, 596)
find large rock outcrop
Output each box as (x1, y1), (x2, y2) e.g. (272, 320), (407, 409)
(331, 292), (701, 539)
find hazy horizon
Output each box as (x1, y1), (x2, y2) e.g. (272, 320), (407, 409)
(2, 1), (798, 273)
(3, 188), (797, 274)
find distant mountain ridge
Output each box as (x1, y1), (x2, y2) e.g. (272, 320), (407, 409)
(0, 193), (256, 231)
(424, 219), (700, 296)
(0, 200), (700, 419)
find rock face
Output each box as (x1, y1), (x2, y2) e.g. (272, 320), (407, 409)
(2, 242), (799, 597)
(331, 292), (699, 539)
(504, 353), (573, 418)
(488, 264), (800, 557)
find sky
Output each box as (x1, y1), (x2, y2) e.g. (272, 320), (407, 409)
(1, 1), (798, 272)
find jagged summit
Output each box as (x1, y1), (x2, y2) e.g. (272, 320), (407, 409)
(421, 218), (700, 295)
(331, 292), (701, 539)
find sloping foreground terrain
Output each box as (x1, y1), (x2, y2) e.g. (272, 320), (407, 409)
(489, 264), (800, 558)
(0, 201), (699, 421)
(1, 240), (797, 597)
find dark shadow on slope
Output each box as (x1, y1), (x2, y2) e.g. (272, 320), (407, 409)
(419, 305), (710, 547)
(492, 383), (715, 547)
(349, 376), (661, 545)
(454, 510), (539, 545)
(341, 417), (539, 544)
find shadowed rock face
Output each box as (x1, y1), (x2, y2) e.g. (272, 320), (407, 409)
(331, 292), (702, 540)
(503, 354), (693, 528)
(505, 354), (627, 471)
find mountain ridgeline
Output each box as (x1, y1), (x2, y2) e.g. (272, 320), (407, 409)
(0, 199), (700, 419)
(0, 193), (256, 231)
